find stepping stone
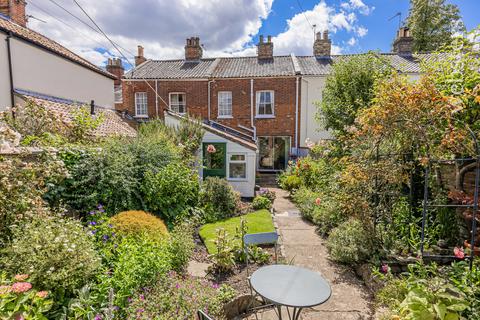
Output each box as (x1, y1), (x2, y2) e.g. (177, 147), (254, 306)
(187, 261), (211, 278)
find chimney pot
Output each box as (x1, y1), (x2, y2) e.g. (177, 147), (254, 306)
(392, 27), (413, 55)
(0, 0), (27, 27)
(313, 29), (332, 57)
(185, 36), (203, 61)
(267, 35), (271, 43)
(257, 35), (273, 59)
(135, 45), (147, 66)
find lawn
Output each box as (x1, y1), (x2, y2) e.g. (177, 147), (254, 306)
(199, 209), (275, 254)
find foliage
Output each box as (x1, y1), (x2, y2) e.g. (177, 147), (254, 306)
(318, 52), (391, 138)
(142, 162), (199, 224)
(99, 234), (173, 308)
(257, 188), (276, 202)
(84, 205), (118, 265)
(199, 177), (240, 223)
(0, 215), (101, 295)
(125, 272), (234, 320)
(0, 154), (67, 247)
(278, 174), (302, 192)
(167, 222), (196, 273)
(326, 219), (373, 264)
(0, 273), (53, 320)
(210, 228), (236, 273)
(407, 0), (464, 52)
(199, 210), (275, 254)
(110, 210), (169, 241)
(252, 196), (272, 210)
(70, 107), (105, 143)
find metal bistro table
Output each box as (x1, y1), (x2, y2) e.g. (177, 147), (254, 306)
(249, 265), (331, 320)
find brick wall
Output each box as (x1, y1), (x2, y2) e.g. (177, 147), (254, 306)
(1, 0), (27, 27)
(121, 77), (301, 146)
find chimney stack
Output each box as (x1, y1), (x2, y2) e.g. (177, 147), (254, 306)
(0, 0), (27, 27)
(257, 35), (273, 60)
(106, 58), (124, 85)
(313, 30), (331, 57)
(135, 45), (147, 66)
(185, 37), (203, 61)
(392, 27), (413, 55)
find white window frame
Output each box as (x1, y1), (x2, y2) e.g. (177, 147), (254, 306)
(255, 90), (275, 118)
(228, 153), (248, 181)
(114, 84), (123, 104)
(218, 91), (233, 118)
(134, 92), (148, 117)
(169, 92), (187, 114)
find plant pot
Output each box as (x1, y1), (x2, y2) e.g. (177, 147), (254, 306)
(464, 240), (480, 256)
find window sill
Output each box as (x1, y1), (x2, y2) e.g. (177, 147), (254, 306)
(134, 115), (149, 119)
(228, 177), (248, 182)
(255, 115), (275, 119)
(218, 116), (234, 119)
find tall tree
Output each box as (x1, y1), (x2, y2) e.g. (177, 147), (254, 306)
(407, 0), (465, 52)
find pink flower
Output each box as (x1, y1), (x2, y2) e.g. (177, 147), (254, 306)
(36, 291), (48, 299)
(380, 264), (389, 274)
(14, 274), (29, 281)
(206, 144), (216, 153)
(0, 285), (11, 294)
(454, 247), (465, 259)
(11, 282), (32, 293)
(315, 198), (321, 206)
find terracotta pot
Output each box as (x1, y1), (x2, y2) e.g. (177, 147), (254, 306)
(464, 240), (480, 256)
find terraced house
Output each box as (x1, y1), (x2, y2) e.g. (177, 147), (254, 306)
(118, 27), (434, 174)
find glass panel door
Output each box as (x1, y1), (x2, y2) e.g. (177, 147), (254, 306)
(258, 137), (274, 170)
(203, 143), (226, 178)
(258, 136), (290, 171)
(274, 137), (290, 170)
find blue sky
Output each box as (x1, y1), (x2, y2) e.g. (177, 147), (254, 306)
(258, 0), (479, 54)
(27, 0), (479, 66)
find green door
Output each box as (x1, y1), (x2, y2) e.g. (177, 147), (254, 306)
(202, 142), (226, 178)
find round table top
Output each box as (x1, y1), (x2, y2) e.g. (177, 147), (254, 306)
(250, 265), (331, 308)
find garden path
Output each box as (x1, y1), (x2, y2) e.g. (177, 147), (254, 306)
(251, 188), (373, 320)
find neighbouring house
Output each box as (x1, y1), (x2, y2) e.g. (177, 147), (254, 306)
(164, 111), (257, 197)
(0, 0), (134, 137)
(118, 27), (436, 174)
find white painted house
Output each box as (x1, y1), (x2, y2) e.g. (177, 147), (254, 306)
(0, 0), (115, 111)
(165, 111), (257, 197)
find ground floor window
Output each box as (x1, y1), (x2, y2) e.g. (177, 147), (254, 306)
(229, 154), (247, 179)
(169, 92), (186, 114)
(202, 142), (226, 178)
(258, 136), (291, 171)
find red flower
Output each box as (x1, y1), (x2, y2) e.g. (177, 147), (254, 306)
(206, 144), (216, 154)
(454, 247), (465, 259)
(315, 198), (321, 206)
(11, 282), (32, 293)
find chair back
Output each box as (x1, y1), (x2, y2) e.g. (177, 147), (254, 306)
(244, 231), (279, 276)
(197, 310), (214, 320)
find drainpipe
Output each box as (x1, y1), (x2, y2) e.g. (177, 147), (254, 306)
(6, 32), (15, 111)
(295, 76), (299, 155)
(155, 80), (159, 117)
(250, 79), (256, 140)
(208, 80), (214, 121)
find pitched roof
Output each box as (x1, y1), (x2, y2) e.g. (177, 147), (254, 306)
(124, 53), (437, 80)
(211, 56), (296, 78)
(124, 59), (218, 79)
(165, 110), (257, 150)
(0, 14), (115, 79)
(14, 89), (137, 138)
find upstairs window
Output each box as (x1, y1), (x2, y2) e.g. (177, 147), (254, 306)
(114, 84), (123, 104)
(256, 90), (274, 117)
(218, 91), (232, 118)
(169, 93), (186, 114)
(135, 92), (147, 117)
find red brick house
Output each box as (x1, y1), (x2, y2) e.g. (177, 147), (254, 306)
(119, 36), (301, 172)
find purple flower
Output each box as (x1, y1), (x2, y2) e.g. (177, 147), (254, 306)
(127, 297), (132, 303)
(140, 294), (145, 300)
(89, 211), (95, 216)
(91, 230), (97, 235)
(212, 283), (219, 289)
(103, 235), (109, 241)
(108, 224), (113, 228)
(94, 315), (102, 320)
(89, 221), (97, 226)
(380, 264), (389, 274)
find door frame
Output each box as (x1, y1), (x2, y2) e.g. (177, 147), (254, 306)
(257, 136), (291, 172)
(202, 142), (227, 178)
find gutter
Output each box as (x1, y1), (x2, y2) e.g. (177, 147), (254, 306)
(155, 80), (159, 117)
(295, 76), (299, 153)
(208, 80), (214, 121)
(6, 31), (14, 110)
(250, 79), (256, 140)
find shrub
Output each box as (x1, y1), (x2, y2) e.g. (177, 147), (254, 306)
(252, 196), (272, 210)
(279, 174), (302, 192)
(0, 273), (54, 319)
(110, 210), (169, 241)
(126, 272), (235, 320)
(291, 186), (318, 220)
(100, 235), (173, 307)
(1, 215), (101, 295)
(142, 162), (199, 224)
(326, 219), (372, 264)
(311, 195), (346, 236)
(199, 177), (240, 223)
(257, 188), (276, 203)
(168, 222), (195, 272)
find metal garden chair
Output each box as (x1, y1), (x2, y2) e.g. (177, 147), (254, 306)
(197, 310), (214, 320)
(243, 231), (279, 319)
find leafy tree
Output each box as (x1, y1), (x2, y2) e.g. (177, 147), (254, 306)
(317, 53), (391, 139)
(407, 0), (465, 52)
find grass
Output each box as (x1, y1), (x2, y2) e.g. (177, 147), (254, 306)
(199, 209), (275, 254)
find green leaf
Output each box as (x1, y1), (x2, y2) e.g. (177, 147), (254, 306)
(434, 303), (446, 320)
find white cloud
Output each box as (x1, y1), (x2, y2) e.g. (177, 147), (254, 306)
(341, 0), (374, 16)
(26, 0), (370, 65)
(347, 37), (357, 46)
